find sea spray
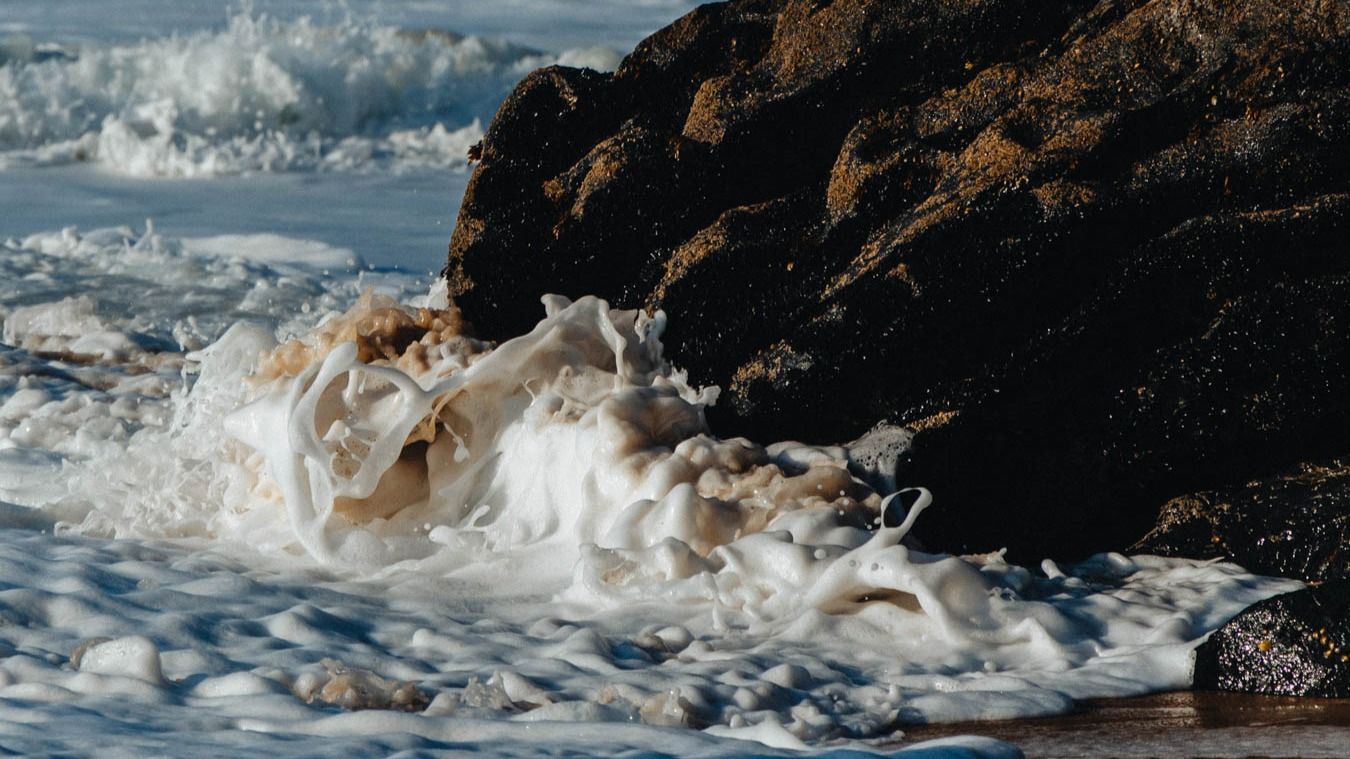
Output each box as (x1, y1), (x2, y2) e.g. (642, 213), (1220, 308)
(0, 10), (619, 176)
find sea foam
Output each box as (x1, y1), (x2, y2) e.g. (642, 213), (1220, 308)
(0, 11), (619, 176)
(0, 224), (1304, 754)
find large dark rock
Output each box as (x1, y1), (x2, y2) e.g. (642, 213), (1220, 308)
(444, 0), (1350, 561)
(1195, 582), (1350, 698)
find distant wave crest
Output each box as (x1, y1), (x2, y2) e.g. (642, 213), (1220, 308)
(0, 13), (619, 176)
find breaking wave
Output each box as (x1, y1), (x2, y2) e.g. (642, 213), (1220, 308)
(0, 12), (620, 176)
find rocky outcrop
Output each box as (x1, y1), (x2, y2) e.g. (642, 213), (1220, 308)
(1134, 464), (1350, 582)
(1195, 582), (1350, 698)
(444, 0), (1350, 561)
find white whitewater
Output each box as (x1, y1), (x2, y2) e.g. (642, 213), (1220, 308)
(0, 11), (617, 176)
(0, 223), (1300, 758)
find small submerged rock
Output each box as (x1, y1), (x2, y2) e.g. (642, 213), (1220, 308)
(295, 658), (429, 712)
(1195, 582), (1350, 698)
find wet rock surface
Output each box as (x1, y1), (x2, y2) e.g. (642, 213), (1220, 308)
(1134, 464), (1350, 582)
(1195, 582), (1350, 699)
(444, 0), (1350, 562)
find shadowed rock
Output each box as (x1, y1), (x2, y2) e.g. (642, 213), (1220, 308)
(1135, 464), (1350, 581)
(445, 0), (1350, 561)
(1195, 582), (1350, 698)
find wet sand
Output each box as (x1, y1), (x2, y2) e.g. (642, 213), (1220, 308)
(902, 691), (1350, 758)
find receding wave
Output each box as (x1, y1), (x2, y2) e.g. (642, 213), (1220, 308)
(0, 13), (619, 176)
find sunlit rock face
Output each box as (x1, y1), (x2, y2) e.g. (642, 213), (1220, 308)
(444, 0), (1350, 562)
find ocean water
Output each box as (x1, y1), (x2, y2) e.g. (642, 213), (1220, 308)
(0, 3), (1306, 757)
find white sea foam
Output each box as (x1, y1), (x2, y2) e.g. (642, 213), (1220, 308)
(0, 223), (1304, 757)
(0, 11), (618, 176)
(0, 527), (1028, 758)
(0, 223), (423, 511)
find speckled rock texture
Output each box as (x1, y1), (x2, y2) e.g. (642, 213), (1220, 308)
(1195, 582), (1350, 698)
(444, 0), (1350, 562)
(1134, 464), (1350, 582)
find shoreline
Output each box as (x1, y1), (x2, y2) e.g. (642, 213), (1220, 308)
(901, 691), (1350, 758)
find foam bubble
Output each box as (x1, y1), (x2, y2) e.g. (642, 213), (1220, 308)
(73, 636), (165, 684)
